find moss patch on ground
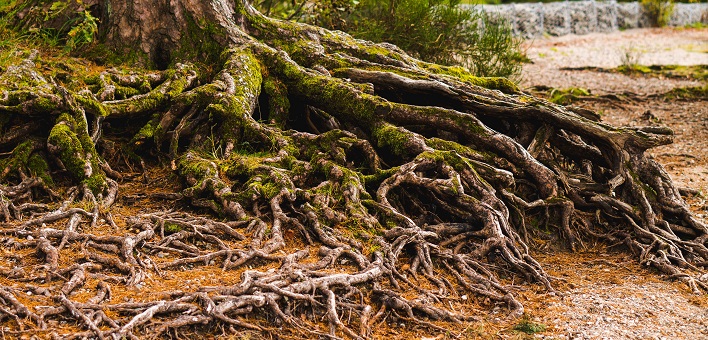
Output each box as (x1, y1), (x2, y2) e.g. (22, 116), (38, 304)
(663, 85), (708, 100)
(616, 64), (707, 81)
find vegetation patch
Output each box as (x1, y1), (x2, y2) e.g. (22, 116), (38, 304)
(513, 316), (547, 335)
(548, 87), (592, 105)
(662, 84), (708, 100)
(616, 64), (708, 81)
(641, 0), (675, 27)
(255, 0), (526, 79)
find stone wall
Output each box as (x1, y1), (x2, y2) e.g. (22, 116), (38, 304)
(464, 1), (708, 38)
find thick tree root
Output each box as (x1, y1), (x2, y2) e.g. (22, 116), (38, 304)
(1, 1), (707, 337)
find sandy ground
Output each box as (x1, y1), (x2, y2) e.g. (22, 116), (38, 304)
(514, 27), (708, 340)
(521, 28), (708, 94)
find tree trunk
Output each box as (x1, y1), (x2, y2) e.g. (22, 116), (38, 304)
(0, 0), (706, 338)
(99, 0), (242, 69)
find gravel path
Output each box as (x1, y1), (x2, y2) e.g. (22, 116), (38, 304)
(533, 252), (708, 340)
(517, 28), (708, 340)
(520, 28), (707, 94)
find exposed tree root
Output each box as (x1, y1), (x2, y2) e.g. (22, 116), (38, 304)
(1, 0), (707, 338)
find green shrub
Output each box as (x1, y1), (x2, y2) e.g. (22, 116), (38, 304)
(255, 0), (312, 21)
(343, 0), (524, 79)
(343, 0), (471, 65)
(461, 13), (525, 78)
(641, 0), (675, 27)
(64, 9), (98, 52)
(255, 0), (358, 28)
(0, 1), (98, 53)
(258, 0), (525, 79)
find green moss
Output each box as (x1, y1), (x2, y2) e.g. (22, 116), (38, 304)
(83, 43), (150, 68)
(256, 181), (282, 200)
(131, 112), (162, 145)
(547, 87), (591, 105)
(617, 64), (652, 74)
(415, 150), (473, 175)
(47, 122), (85, 178)
(261, 77), (290, 127)
(47, 113), (106, 193)
(371, 123), (414, 157)
(426, 138), (490, 160)
(616, 64), (707, 81)
(628, 167), (658, 200)
(664, 85), (708, 100)
(261, 48), (385, 124)
(107, 66), (195, 117)
(329, 66), (429, 81)
(173, 14), (227, 71)
(178, 153), (215, 180)
(26, 153), (53, 185)
(214, 49), (264, 142)
(362, 167), (399, 185)
(114, 84), (141, 99)
(164, 221), (182, 233)
(32, 96), (59, 113)
(83, 172), (106, 193)
(0, 140), (36, 181)
(84, 74), (101, 85)
(221, 152), (271, 178)
(513, 317), (546, 335)
(75, 94), (109, 117)
(109, 91), (165, 116)
(421, 63), (520, 93)
(301, 74), (381, 123)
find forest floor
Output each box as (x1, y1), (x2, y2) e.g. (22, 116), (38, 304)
(2, 27), (707, 340)
(493, 27), (708, 340)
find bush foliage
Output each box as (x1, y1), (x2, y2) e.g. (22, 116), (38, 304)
(641, 0), (675, 27)
(0, 0), (98, 52)
(256, 0), (525, 79)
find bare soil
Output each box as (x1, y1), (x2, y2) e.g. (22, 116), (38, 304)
(505, 27), (708, 340)
(521, 27), (708, 94)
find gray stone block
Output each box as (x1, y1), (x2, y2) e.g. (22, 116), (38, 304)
(569, 1), (598, 35)
(543, 2), (571, 36)
(513, 3), (544, 38)
(635, 4), (653, 28)
(616, 2), (640, 29)
(466, 2), (707, 38)
(670, 3), (708, 27)
(596, 2), (618, 32)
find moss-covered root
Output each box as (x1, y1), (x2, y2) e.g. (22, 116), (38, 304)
(0, 50), (62, 115)
(102, 63), (198, 117)
(129, 47), (273, 158)
(47, 113), (107, 194)
(0, 140), (45, 182)
(177, 151), (246, 218)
